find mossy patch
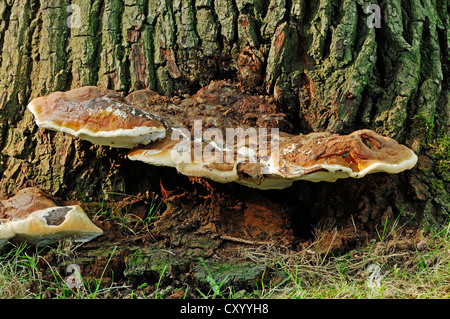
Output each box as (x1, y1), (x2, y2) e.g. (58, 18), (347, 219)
(124, 248), (189, 288)
(193, 259), (267, 293)
(432, 134), (450, 178)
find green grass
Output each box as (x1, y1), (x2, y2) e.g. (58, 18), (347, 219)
(78, 189), (163, 236)
(195, 259), (231, 299)
(250, 222), (450, 299)
(0, 241), (129, 299)
(0, 242), (41, 298)
(1, 213), (450, 299)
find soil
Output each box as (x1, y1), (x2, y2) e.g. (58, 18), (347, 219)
(14, 168), (423, 299)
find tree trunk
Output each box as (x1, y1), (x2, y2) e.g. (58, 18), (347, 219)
(0, 0), (448, 245)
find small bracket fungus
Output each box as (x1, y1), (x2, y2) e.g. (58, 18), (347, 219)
(27, 86), (166, 148)
(0, 187), (58, 220)
(0, 205), (103, 247)
(0, 188), (102, 247)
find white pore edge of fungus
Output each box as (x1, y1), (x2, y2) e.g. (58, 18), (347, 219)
(128, 149), (176, 168)
(176, 162), (239, 183)
(27, 98), (167, 149)
(0, 205), (103, 247)
(236, 177), (294, 190)
(128, 145), (240, 183)
(55, 124), (166, 149)
(249, 146), (419, 188)
(352, 149), (419, 176)
(310, 148), (418, 181)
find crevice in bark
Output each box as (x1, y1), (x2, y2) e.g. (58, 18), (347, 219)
(2, 0), (39, 126)
(57, 3), (72, 93)
(300, 0), (315, 29)
(319, 1), (337, 62)
(374, 28), (387, 88)
(230, 0), (239, 44)
(419, 20), (432, 80)
(284, 0), (292, 24)
(91, 0), (105, 87)
(209, 0), (223, 56)
(0, 1), (12, 70)
(118, 1), (131, 93)
(140, 0), (157, 90)
(354, 1), (367, 51)
(400, 0), (413, 44)
(173, 0), (184, 49)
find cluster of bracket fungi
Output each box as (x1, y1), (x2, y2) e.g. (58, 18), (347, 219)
(0, 80), (418, 247)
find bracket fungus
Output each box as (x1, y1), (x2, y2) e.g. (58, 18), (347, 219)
(251, 129), (419, 189)
(0, 188), (103, 247)
(128, 128), (418, 190)
(27, 86), (166, 148)
(27, 82), (418, 190)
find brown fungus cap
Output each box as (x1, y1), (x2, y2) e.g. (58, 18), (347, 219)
(27, 86), (166, 148)
(123, 80), (291, 133)
(0, 187), (57, 220)
(261, 129), (419, 187)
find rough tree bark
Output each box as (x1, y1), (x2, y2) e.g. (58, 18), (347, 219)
(0, 0), (448, 245)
